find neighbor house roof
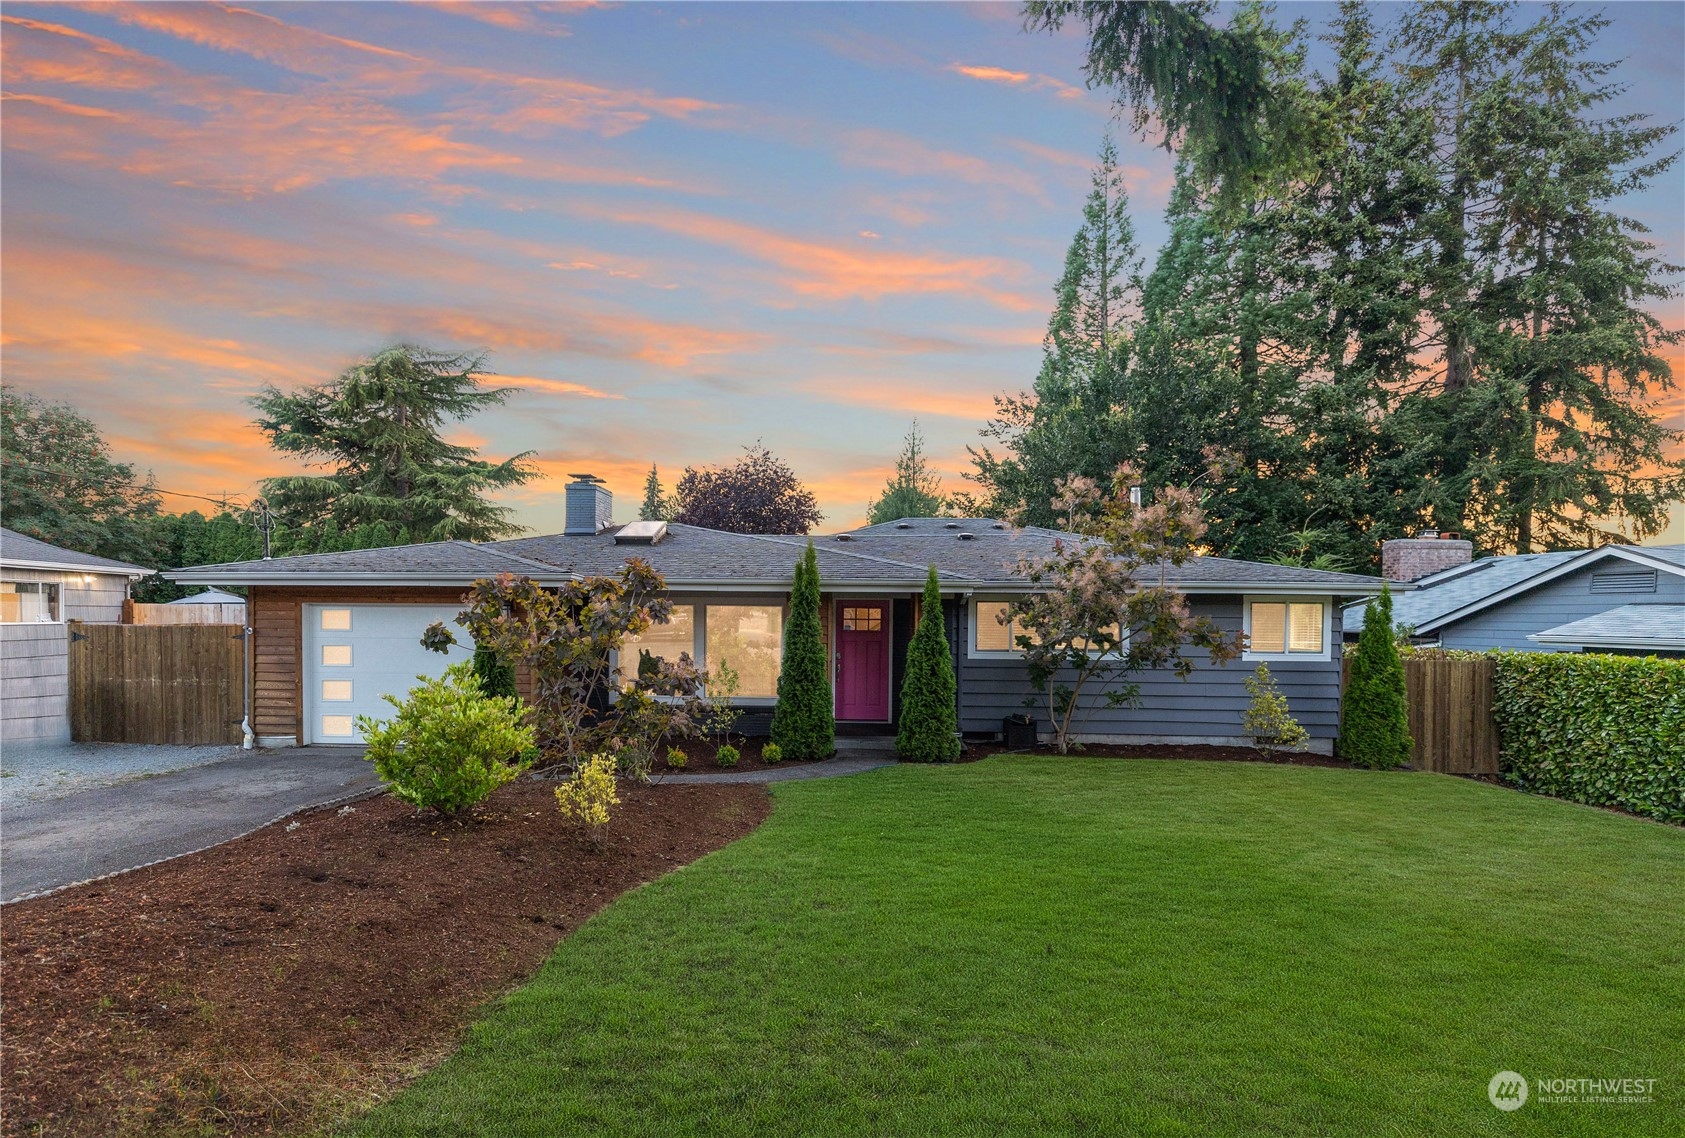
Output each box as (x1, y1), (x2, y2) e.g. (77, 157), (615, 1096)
(167, 587), (247, 605)
(1345, 543), (1685, 635)
(170, 517), (1390, 596)
(0, 526), (149, 577)
(1529, 604), (1685, 652)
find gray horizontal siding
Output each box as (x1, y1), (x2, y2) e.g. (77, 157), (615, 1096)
(1439, 562), (1685, 651)
(1, 622), (69, 743)
(3, 567), (129, 623)
(955, 596), (1344, 741)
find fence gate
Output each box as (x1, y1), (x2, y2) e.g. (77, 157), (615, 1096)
(68, 623), (246, 745)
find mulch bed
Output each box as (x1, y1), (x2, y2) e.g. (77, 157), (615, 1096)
(658, 735), (833, 775)
(1, 780), (771, 1137)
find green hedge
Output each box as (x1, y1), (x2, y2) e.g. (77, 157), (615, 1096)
(1489, 653), (1685, 825)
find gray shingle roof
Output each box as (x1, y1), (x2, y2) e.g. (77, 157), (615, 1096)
(171, 517), (1388, 595)
(0, 527), (149, 575)
(1347, 543), (1685, 634)
(1530, 604), (1685, 650)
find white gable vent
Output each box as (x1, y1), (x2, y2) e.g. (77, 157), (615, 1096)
(1590, 569), (1657, 594)
(614, 520), (667, 545)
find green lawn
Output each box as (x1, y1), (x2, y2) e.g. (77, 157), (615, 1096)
(349, 757), (1685, 1137)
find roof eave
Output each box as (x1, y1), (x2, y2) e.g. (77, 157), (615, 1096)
(3, 558), (148, 578)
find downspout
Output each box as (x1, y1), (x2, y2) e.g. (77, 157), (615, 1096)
(241, 603), (254, 749)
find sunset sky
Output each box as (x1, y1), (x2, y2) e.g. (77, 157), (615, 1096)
(3, 1), (1682, 536)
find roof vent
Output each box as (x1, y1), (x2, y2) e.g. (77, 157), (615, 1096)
(957, 532), (976, 541)
(943, 521), (960, 529)
(895, 522), (912, 530)
(614, 519), (667, 545)
(564, 474), (613, 535)
(991, 522), (1006, 530)
(834, 533), (854, 542)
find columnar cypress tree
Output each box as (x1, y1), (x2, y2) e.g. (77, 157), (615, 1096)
(897, 566), (960, 762)
(472, 641), (518, 701)
(1340, 584), (1411, 770)
(771, 542), (834, 759)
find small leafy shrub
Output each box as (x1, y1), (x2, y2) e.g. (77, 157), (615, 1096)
(358, 663), (535, 816)
(555, 754), (620, 844)
(1340, 583), (1411, 769)
(716, 744), (741, 768)
(666, 746), (688, 769)
(1241, 663), (1309, 754)
(1491, 652), (1684, 825)
(762, 742), (783, 764)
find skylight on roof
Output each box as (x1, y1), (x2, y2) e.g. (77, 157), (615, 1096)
(614, 520), (667, 545)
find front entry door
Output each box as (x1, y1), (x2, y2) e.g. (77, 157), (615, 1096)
(835, 600), (890, 721)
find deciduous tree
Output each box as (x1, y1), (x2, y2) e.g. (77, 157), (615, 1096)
(673, 444), (822, 534)
(1006, 465), (1243, 754)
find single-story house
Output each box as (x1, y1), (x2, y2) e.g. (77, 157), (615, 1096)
(1347, 535), (1685, 653)
(170, 477), (1388, 754)
(1, 526), (149, 743)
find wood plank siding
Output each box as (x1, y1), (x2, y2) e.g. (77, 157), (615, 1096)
(248, 586), (471, 744)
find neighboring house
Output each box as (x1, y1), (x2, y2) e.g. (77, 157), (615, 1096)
(168, 587), (247, 608)
(0, 527), (149, 743)
(1346, 534), (1685, 654)
(170, 476), (1387, 754)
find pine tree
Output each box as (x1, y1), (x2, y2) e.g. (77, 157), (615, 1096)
(639, 464), (672, 521)
(1340, 584), (1411, 770)
(251, 344), (538, 543)
(866, 422), (948, 524)
(771, 543), (834, 759)
(897, 566), (960, 762)
(972, 137), (1142, 525)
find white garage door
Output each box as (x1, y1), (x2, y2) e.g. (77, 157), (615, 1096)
(302, 604), (473, 745)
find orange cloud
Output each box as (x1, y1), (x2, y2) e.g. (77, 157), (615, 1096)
(499, 375), (626, 400)
(593, 205), (1038, 309)
(947, 62), (1084, 100)
(841, 128), (1048, 202)
(802, 378), (998, 421)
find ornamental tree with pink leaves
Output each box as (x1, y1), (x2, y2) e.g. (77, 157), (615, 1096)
(1004, 464), (1244, 754)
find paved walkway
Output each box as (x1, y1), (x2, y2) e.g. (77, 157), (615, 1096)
(2, 746), (380, 903)
(660, 739), (899, 785)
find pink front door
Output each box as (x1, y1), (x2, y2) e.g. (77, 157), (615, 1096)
(835, 600), (890, 721)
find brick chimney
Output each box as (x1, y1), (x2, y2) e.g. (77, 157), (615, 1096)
(1382, 531), (1473, 582)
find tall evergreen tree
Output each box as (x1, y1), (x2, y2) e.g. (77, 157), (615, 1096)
(897, 566), (960, 762)
(639, 464), (672, 521)
(973, 136), (1142, 525)
(867, 422), (948, 524)
(1340, 583), (1411, 770)
(0, 390), (165, 565)
(771, 543), (834, 759)
(1460, 4), (1682, 550)
(251, 344), (538, 543)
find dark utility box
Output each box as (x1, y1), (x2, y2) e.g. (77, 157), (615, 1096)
(1002, 714), (1038, 749)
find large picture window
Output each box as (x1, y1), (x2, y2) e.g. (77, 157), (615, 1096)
(1245, 599), (1327, 657)
(0, 582), (60, 623)
(620, 604), (696, 689)
(705, 604), (782, 698)
(970, 598), (1119, 657)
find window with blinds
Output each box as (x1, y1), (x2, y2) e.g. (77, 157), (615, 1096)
(1247, 600), (1325, 656)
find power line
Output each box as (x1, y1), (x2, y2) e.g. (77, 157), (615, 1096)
(0, 459), (251, 512)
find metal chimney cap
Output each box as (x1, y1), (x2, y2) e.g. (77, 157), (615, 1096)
(567, 473), (604, 483)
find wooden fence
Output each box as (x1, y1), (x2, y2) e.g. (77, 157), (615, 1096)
(68, 623), (246, 745)
(1344, 654), (1499, 775)
(125, 600), (248, 626)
